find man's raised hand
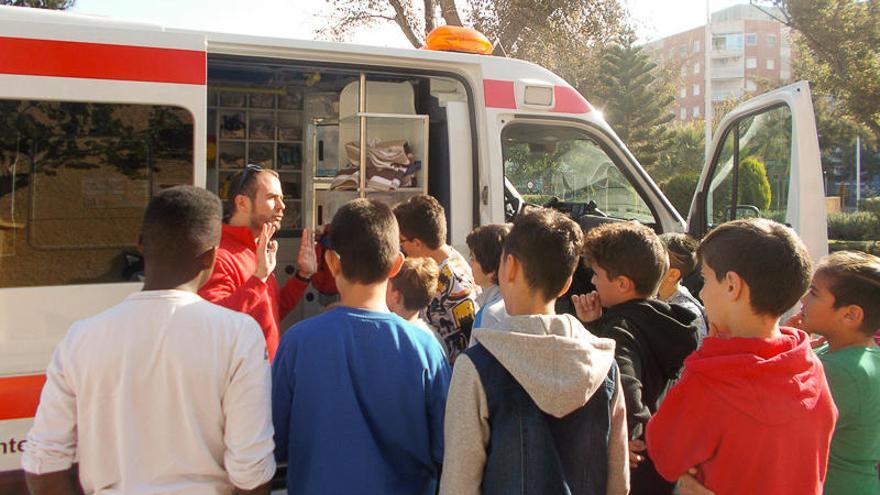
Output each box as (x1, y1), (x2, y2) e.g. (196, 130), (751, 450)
(296, 227), (317, 279)
(254, 223), (278, 282)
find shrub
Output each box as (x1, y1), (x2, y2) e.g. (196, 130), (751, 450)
(827, 211), (880, 241)
(737, 156), (771, 211)
(660, 172), (700, 217)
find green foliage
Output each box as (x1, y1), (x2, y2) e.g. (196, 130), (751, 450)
(0, 0), (74, 8)
(861, 197), (880, 221)
(593, 32), (676, 171)
(654, 122), (705, 182)
(660, 172), (700, 218)
(763, 0), (880, 142)
(737, 156), (772, 211)
(829, 239), (880, 255)
(827, 211), (880, 241)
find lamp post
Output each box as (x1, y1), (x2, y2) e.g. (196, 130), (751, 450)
(704, 0), (713, 165)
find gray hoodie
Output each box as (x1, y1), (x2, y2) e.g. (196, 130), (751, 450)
(439, 313), (630, 495)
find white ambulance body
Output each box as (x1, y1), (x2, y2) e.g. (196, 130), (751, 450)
(0, 5), (826, 486)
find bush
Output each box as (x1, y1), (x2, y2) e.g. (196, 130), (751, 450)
(660, 172), (700, 217)
(827, 211), (880, 241)
(737, 156), (771, 211)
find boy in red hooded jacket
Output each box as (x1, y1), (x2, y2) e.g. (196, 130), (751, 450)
(646, 219), (838, 495)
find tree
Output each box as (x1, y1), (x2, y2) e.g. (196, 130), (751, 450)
(660, 172), (700, 217)
(319, 0), (629, 95)
(737, 156), (772, 211)
(654, 121), (705, 183)
(755, 0), (880, 142)
(592, 32), (676, 171)
(0, 0), (74, 8)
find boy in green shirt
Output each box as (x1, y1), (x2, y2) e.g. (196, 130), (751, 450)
(800, 251), (880, 494)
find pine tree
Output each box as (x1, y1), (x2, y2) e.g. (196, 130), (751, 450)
(593, 32), (676, 171)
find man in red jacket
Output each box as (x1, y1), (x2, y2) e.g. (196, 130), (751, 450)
(200, 164), (317, 361)
(646, 219), (837, 495)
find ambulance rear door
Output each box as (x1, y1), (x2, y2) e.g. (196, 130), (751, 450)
(0, 6), (206, 480)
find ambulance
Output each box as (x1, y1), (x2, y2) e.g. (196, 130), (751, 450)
(0, 5), (826, 488)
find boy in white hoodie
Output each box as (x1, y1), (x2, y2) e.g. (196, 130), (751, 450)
(439, 207), (629, 495)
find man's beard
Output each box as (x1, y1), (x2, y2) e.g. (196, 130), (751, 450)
(250, 211), (283, 232)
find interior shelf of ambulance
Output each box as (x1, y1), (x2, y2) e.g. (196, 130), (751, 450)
(205, 61), (431, 236)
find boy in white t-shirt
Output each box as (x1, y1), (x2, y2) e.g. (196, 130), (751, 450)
(23, 186), (275, 495)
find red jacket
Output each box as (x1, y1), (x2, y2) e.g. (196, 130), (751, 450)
(199, 224), (307, 361)
(646, 327), (837, 495)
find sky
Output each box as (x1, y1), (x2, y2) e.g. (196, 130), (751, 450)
(68, 0), (753, 47)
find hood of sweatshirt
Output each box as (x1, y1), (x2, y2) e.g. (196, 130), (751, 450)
(601, 299), (701, 380)
(684, 327), (827, 425)
(472, 313), (617, 418)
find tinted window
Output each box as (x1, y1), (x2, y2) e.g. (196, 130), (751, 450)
(0, 101), (194, 288)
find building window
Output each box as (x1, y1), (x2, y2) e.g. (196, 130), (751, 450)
(693, 84), (701, 96)
(693, 106), (700, 118)
(681, 108), (687, 120)
(680, 65), (687, 77)
(745, 33), (757, 46)
(678, 45), (688, 58)
(680, 87), (687, 98)
(767, 59), (775, 70)
(768, 34), (777, 47)
(746, 57), (758, 69)
(746, 79), (757, 91)
(693, 40), (701, 53)
(694, 62), (701, 74)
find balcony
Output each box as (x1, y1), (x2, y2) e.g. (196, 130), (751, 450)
(710, 65), (745, 80)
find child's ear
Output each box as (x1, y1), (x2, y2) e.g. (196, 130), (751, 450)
(841, 304), (865, 329)
(197, 246), (218, 271)
(725, 271), (745, 301)
(667, 268), (682, 284)
(616, 275), (634, 294)
(325, 249), (341, 277)
(502, 253), (517, 283)
(387, 252), (404, 279)
(556, 275), (574, 299)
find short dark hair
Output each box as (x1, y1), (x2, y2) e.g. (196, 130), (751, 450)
(329, 198), (399, 284)
(660, 232), (699, 277)
(393, 195), (446, 249)
(225, 165), (280, 220)
(141, 186), (222, 267)
(503, 207), (583, 302)
(815, 251), (880, 336)
(582, 222), (669, 296)
(698, 218), (812, 317)
(466, 224), (511, 284)
(390, 257), (440, 312)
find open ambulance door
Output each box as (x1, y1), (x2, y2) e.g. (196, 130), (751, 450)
(0, 6), (206, 482)
(687, 81), (828, 263)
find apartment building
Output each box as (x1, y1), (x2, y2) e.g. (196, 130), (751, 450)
(647, 4), (793, 122)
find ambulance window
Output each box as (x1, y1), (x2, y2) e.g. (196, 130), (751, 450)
(0, 100), (194, 288)
(502, 123), (654, 223)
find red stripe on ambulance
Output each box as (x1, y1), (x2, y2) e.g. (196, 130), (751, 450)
(552, 85), (592, 114)
(483, 79), (517, 109)
(0, 375), (46, 421)
(0, 37), (205, 85)
(483, 79), (591, 113)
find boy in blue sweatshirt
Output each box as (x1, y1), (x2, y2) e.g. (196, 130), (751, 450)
(272, 198), (451, 495)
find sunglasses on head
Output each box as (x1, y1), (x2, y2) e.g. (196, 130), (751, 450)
(233, 163), (263, 197)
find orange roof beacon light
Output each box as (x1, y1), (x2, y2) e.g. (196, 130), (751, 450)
(424, 26), (493, 55)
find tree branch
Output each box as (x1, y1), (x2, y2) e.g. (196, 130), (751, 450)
(438, 0), (463, 26)
(388, 0), (423, 47)
(424, 0), (436, 32)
